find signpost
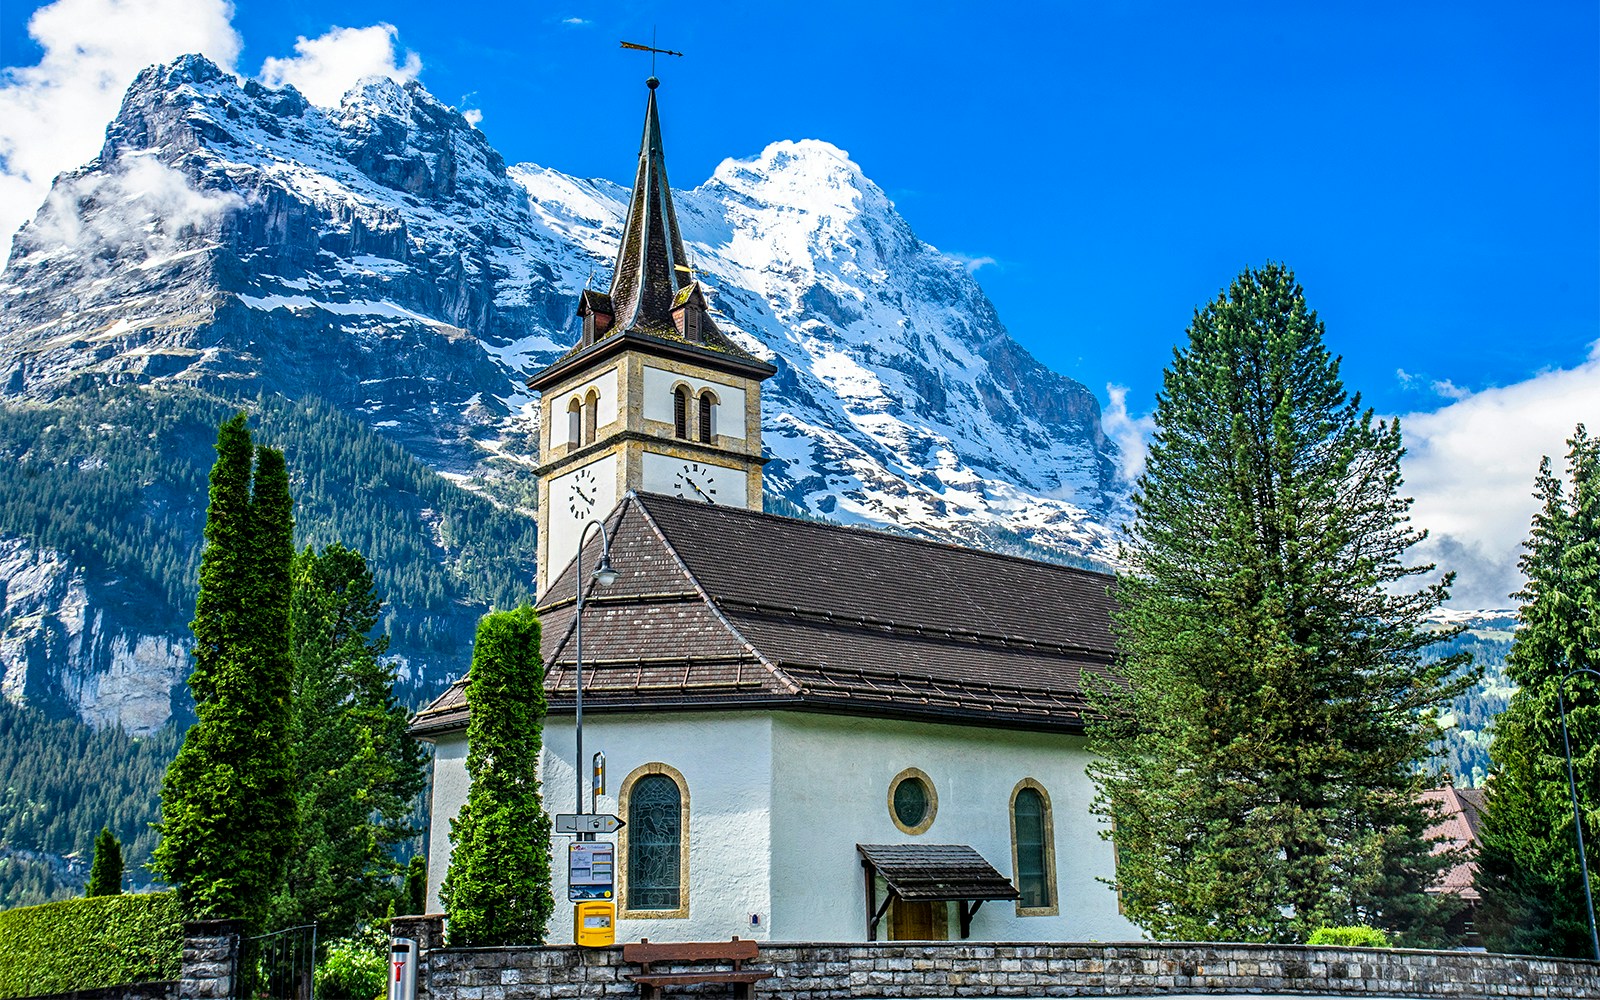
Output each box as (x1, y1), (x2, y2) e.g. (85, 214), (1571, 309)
(555, 812), (624, 835)
(568, 841), (616, 901)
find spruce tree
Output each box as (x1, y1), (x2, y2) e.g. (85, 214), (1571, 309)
(85, 827), (123, 897)
(270, 543), (427, 937)
(152, 413), (297, 929)
(1088, 263), (1474, 944)
(439, 606), (553, 945)
(1477, 426), (1600, 956)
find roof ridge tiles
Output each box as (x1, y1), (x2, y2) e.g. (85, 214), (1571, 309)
(715, 595), (1113, 660)
(634, 490), (1116, 583)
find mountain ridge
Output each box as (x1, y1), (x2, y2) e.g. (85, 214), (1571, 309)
(0, 54), (1126, 733)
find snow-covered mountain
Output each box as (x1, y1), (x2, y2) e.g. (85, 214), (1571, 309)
(0, 54), (1127, 731)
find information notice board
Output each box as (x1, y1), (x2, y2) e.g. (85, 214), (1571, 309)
(568, 841), (615, 902)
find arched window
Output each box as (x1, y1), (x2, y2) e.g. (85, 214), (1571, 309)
(697, 392), (715, 443)
(1010, 780), (1057, 914)
(673, 387), (689, 439)
(621, 763), (688, 917)
(566, 398), (582, 448)
(584, 389), (600, 444)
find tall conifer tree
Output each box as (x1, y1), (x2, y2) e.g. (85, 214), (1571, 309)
(153, 413), (296, 929)
(439, 606), (553, 946)
(1476, 426), (1600, 956)
(270, 543), (427, 936)
(1088, 263), (1473, 944)
(85, 827), (123, 897)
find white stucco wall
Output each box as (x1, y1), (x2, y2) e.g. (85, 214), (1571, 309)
(424, 709), (1139, 944)
(425, 733), (469, 914)
(768, 713), (1140, 943)
(549, 366), (620, 449)
(541, 712), (774, 944)
(642, 365), (746, 440)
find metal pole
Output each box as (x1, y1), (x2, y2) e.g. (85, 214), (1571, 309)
(1559, 665), (1600, 961)
(572, 519), (613, 840)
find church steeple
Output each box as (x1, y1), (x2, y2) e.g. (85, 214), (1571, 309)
(608, 77), (689, 335)
(528, 74), (776, 598)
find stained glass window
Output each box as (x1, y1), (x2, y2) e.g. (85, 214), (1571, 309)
(628, 774), (682, 909)
(1014, 786), (1050, 908)
(893, 776), (929, 829)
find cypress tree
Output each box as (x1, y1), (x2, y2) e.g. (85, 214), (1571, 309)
(270, 543), (427, 936)
(1088, 263), (1474, 944)
(85, 827), (123, 897)
(152, 413), (296, 930)
(1477, 426), (1600, 956)
(439, 606), (553, 945)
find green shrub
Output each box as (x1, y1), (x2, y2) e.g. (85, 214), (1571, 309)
(1307, 925), (1391, 948)
(316, 925), (388, 1000)
(0, 890), (181, 997)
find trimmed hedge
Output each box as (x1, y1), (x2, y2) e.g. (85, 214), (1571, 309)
(1308, 924), (1392, 948)
(0, 890), (181, 998)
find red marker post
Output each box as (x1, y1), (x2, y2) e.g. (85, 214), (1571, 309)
(388, 938), (417, 1000)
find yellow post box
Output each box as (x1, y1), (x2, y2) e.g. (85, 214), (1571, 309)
(574, 901), (616, 947)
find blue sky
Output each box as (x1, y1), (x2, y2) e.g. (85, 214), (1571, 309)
(1, 0), (1596, 605)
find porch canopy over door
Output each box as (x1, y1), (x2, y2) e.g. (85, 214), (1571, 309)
(858, 843), (1019, 940)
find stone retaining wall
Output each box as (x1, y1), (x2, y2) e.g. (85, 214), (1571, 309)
(391, 916), (1600, 999)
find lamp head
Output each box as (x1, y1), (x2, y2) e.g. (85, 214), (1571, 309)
(593, 557), (619, 588)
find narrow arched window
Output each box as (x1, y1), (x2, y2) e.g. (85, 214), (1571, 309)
(566, 398), (582, 448)
(698, 392), (714, 443)
(625, 770), (685, 912)
(1011, 781), (1056, 913)
(584, 389), (600, 444)
(673, 387), (688, 439)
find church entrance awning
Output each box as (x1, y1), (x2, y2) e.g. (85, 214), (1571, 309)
(857, 844), (1019, 940)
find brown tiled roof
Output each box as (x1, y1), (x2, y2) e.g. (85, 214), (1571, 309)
(1423, 785), (1485, 901)
(857, 844), (1019, 902)
(410, 492), (1116, 737)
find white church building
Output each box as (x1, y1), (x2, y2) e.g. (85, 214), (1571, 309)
(411, 75), (1140, 945)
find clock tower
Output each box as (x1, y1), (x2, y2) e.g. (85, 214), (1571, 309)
(529, 76), (776, 597)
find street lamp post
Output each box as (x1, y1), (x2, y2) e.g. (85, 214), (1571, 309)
(572, 518), (619, 841)
(1558, 664), (1600, 961)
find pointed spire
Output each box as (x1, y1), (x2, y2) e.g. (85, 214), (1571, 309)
(608, 76), (689, 334)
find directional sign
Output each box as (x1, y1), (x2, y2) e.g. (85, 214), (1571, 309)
(554, 813), (625, 835)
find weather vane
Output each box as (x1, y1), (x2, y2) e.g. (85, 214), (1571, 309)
(620, 28), (683, 77)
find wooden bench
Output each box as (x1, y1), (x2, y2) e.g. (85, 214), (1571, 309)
(622, 937), (774, 1000)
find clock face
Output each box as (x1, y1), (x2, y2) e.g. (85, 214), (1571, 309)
(673, 461), (720, 504)
(568, 466), (599, 518)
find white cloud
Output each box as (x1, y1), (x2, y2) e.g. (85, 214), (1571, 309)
(27, 152), (243, 255)
(1102, 383), (1155, 482)
(1400, 340), (1600, 609)
(949, 252), (998, 275)
(0, 0), (241, 264)
(562, 18), (590, 26)
(258, 24), (421, 109)
(463, 108), (483, 127)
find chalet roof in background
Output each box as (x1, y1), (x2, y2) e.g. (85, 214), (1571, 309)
(410, 492), (1117, 737)
(1423, 785), (1486, 902)
(857, 843), (1019, 902)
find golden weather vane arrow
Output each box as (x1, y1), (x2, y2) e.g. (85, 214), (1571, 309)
(620, 32), (684, 77)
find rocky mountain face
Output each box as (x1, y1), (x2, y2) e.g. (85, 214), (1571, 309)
(0, 55), (1127, 732)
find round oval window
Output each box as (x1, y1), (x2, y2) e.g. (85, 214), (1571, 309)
(887, 768), (937, 834)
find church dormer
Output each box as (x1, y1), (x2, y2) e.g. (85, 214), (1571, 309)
(528, 76), (777, 597)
